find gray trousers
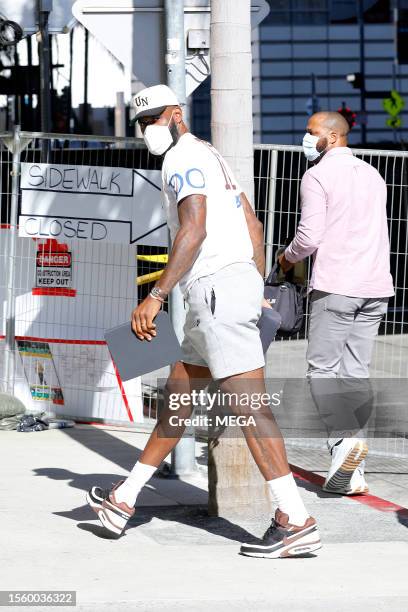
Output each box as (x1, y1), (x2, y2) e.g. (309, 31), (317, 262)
(307, 291), (388, 443)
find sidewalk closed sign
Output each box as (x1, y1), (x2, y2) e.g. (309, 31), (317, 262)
(18, 162), (167, 247)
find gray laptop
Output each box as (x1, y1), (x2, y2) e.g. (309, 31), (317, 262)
(104, 311), (183, 381)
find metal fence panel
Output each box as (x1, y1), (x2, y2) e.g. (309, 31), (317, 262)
(1, 134), (406, 456)
(254, 143), (408, 344)
(254, 143), (408, 457)
(0, 131), (166, 426)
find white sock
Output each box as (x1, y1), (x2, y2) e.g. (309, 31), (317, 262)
(267, 473), (309, 526)
(114, 461), (157, 507)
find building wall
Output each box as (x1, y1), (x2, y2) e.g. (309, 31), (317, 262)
(260, 23), (408, 145)
(192, 1), (408, 146)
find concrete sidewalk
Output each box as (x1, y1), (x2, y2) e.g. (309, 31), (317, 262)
(264, 334), (408, 378)
(1, 425), (407, 611)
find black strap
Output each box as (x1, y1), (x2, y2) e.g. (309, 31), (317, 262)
(265, 262), (280, 286)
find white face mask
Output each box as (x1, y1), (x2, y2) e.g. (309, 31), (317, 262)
(143, 113), (174, 156)
(302, 133), (322, 162)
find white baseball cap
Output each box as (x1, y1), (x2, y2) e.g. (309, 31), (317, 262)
(131, 84), (180, 125)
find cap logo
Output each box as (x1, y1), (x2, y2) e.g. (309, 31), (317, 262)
(135, 96), (148, 108)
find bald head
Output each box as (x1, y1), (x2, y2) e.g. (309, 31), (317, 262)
(303, 111), (349, 163)
(312, 112), (350, 138)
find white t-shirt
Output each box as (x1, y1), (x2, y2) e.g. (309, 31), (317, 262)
(161, 133), (254, 296)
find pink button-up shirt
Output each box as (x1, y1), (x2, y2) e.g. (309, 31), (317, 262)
(285, 147), (394, 298)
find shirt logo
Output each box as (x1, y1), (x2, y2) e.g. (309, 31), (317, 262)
(168, 168), (206, 196)
(186, 168), (205, 189)
(169, 173), (184, 195)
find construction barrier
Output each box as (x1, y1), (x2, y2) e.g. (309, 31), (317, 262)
(0, 131), (406, 458)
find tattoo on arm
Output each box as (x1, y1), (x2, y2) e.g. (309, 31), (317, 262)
(157, 194), (207, 295)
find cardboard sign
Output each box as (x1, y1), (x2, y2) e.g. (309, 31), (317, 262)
(19, 163), (167, 246)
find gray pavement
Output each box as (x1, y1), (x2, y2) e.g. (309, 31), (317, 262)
(143, 335), (408, 457)
(1, 425), (407, 612)
(264, 334), (408, 378)
(287, 445), (408, 508)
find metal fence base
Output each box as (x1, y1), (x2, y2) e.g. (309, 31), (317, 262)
(170, 436), (197, 477)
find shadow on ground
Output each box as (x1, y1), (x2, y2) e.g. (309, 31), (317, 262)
(77, 504), (259, 544)
(396, 508), (408, 529)
(292, 476), (342, 499)
(33, 427), (259, 545)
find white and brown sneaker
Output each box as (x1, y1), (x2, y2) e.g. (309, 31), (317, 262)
(86, 480), (135, 536)
(240, 509), (322, 558)
(86, 482), (118, 513)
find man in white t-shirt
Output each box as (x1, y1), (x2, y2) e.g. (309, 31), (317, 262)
(86, 85), (321, 558)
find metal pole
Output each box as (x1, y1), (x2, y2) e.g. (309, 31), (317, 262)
(83, 26), (89, 133)
(114, 92), (126, 145)
(27, 36), (35, 130)
(164, 0), (196, 476)
(38, 0), (52, 159)
(14, 45), (20, 127)
(265, 149), (278, 278)
(4, 126), (21, 395)
(357, 0), (367, 145)
(49, 33), (54, 92)
(69, 27), (74, 132)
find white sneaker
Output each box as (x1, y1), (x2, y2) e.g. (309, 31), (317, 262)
(323, 438), (368, 494)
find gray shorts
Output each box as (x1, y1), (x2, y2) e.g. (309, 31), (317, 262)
(181, 262), (265, 379)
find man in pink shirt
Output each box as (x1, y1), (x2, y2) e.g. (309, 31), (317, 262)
(279, 111), (394, 495)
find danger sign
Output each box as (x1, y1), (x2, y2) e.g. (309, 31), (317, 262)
(33, 239), (76, 296)
(36, 265), (72, 288)
(36, 252), (72, 267)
